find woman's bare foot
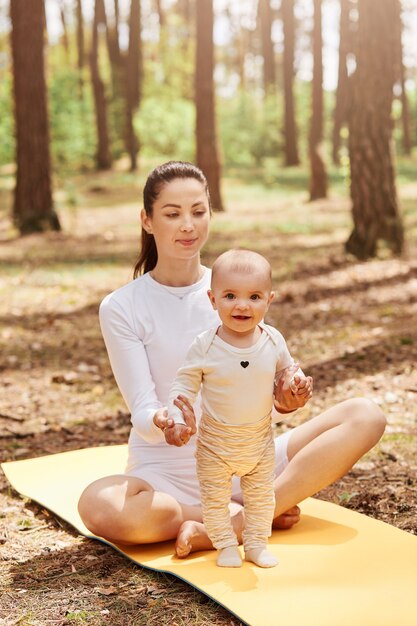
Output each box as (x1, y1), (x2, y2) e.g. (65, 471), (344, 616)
(175, 508), (245, 558)
(272, 505), (300, 530)
(175, 507), (299, 558)
(175, 520), (213, 558)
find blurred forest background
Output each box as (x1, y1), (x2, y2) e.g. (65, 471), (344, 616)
(0, 0), (416, 256)
(1, 1), (417, 625)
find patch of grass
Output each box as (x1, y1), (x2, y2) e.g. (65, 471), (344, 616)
(64, 611), (95, 623)
(399, 336), (413, 345)
(402, 199), (417, 217)
(210, 219), (260, 233)
(396, 155), (417, 184)
(377, 304), (398, 317)
(382, 433), (416, 444)
(338, 491), (360, 505)
(270, 221), (316, 235)
(12, 616), (37, 626)
(1, 165), (416, 626)
(17, 518), (35, 529)
(66, 418), (90, 428)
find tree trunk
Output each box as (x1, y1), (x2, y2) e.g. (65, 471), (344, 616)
(177, 0), (192, 28)
(346, 0), (403, 259)
(282, 0), (299, 166)
(237, 27), (250, 92)
(90, 0), (112, 170)
(258, 0), (276, 95)
(76, 0), (84, 71)
(106, 2), (121, 68)
(309, 0), (327, 200)
(332, 0), (351, 165)
(155, 0), (165, 28)
(124, 0), (142, 171)
(59, 0), (70, 62)
(102, 0), (127, 154)
(176, 0), (195, 98)
(195, 0), (224, 211)
(114, 0), (120, 34)
(126, 0), (142, 111)
(10, 0), (60, 234)
(224, 5), (248, 92)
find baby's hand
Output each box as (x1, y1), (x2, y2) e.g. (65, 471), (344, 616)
(164, 422), (192, 447)
(290, 372), (313, 398)
(274, 364), (313, 413)
(290, 374), (303, 393)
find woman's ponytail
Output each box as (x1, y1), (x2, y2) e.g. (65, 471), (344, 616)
(133, 230), (158, 278)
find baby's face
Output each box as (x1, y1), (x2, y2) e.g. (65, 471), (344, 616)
(208, 267), (274, 334)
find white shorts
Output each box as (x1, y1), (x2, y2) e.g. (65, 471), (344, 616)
(125, 430), (293, 506)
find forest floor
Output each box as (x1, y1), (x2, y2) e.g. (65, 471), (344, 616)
(0, 164), (416, 625)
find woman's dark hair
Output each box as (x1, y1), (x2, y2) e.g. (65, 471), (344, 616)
(133, 161), (211, 278)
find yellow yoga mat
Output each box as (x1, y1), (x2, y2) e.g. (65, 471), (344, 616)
(2, 445), (417, 626)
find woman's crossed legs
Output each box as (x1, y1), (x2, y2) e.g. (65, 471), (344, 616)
(78, 398), (386, 555)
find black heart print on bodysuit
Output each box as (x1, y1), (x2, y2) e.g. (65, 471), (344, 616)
(240, 361), (249, 368)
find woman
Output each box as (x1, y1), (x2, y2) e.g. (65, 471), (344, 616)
(78, 161), (386, 557)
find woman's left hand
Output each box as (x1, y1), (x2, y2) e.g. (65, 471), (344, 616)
(274, 364), (313, 414)
(173, 394), (197, 435)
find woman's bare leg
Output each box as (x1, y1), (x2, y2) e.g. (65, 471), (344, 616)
(78, 476), (296, 555)
(79, 398), (385, 552)
(78, 475), (203, 545)
(78, 474), (245, 552)
(272, 397), (386, 524)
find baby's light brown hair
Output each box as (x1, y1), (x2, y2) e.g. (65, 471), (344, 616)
(211, 249), (272, 289)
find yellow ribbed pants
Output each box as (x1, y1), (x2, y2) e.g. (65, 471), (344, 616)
(196, 412), (275, 551)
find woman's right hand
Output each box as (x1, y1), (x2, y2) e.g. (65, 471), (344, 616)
(153, 407), (193, 447)
(153, 407), (174, 433)
(173, 395), (197, 435)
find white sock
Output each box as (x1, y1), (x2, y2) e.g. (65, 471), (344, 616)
(217, 546), (242, 568)
(245, 547), (278, 568)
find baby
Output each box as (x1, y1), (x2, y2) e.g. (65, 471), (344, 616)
(168, 249), (310, 568)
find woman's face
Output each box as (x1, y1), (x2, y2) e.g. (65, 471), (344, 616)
(141, 177), (210, 263)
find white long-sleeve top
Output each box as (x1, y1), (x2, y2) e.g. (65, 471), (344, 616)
(168, 323), (295, 426)
(99, 268), (219, 462)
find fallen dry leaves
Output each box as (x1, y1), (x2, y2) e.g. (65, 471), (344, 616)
(0, 186), (416, 625)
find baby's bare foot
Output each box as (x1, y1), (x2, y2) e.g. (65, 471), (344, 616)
(175, 521), (212, 558)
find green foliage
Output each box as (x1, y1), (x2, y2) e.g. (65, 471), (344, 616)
(136, 96), (195, 161)
(218, 82), (338, 170)
(143, 12), (195, 102)
(135, 15), (196, 161)
(65, 611), (93, 623)
(0, 58), (100, 172)
(219, 93), (282, 167)
(399, 336), (413, 345)
(293, 80), (311, 162)
(49, 68), (96, 172)
(338, 491), (360, 505)
(0, 74), (14, 165)
(3, 11), (415, 179)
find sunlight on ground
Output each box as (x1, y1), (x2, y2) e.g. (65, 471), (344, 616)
(0, 167), (416, 626)
(0, 168), (416, 443)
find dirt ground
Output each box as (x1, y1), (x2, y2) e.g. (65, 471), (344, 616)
(0, 175), (416, 625)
